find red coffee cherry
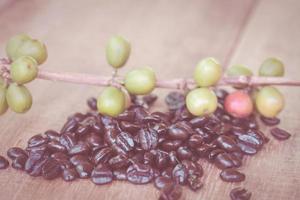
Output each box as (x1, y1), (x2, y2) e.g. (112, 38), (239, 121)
(224, 90), (253, 118)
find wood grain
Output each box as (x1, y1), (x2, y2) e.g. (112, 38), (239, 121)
(0, 0), (299, 200)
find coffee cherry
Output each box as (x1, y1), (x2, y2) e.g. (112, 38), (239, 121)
(121, 87), (132, 109)
(10, 56), (39, 84)
(5, 34), (31, 61)
(6, 83), (32, 113)
(15, 39), (48, 65)
(255, 86), (284, 118)
(106, 36), (131, 69)
(125, 67), (156, 95)
(259, 58), (284, 77)
(194, 57), (222, 87)
(0, 87), (8, 115)
(97, 87), (125, 117)
(224, 91), (253, 118)
(186, 88), (218, 116)
(227, 65), (253, 77)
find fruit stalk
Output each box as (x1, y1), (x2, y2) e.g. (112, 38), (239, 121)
(1, 58), (300, 89)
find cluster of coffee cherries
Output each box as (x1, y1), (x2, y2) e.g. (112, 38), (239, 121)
(0, 34), (47, 115)
(99, 35), (285, 119)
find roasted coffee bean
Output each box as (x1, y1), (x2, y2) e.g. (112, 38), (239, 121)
(168, 124), (189, 140)
(70, 155), (90, 166)
(220, 169), (245, 182)
(270, 128), (291, 141)
(93, 147), (114, 165)
(138, 128), (158, 151)
(152, 123), (168, 135)
(108, 154), (128, 169)
(152, 112), (171, 124)
(156, 150), (170, 169)
(127, 163), (154, 184)
(87, 97), (97, 110)
(142, 115), (161, 124)
(230, 187), (252, 200)
(119, 121), (140, 133)
(187, 135), (203, 149)
(216, 135), (239, 152)
(161, 140), (182, 152)
(47, 141), (67, 153)
(59, 133), (77, 150)
(236, 141), (257, 155)
(0, 156), (9, 169)
(45, 130), (60, 141)
(168, 151), (179, 167)
(62, 167), (78, 181)
(85, 132), (102, 148)
(214, 153), (236, 169)
(260, 116), (280, 126)
(187, 174), (203, 191)
(28, 134), (48, 148)
(159, 183), (182, 200)
(91, 164), (113, 185)
(75, 162), (94, 178)
(61, 118), (78, 133)
(173, 107), (193, 122)
(76, 125), (90, 136)
(113, 169), (127, 180)
(42, 158), (61, 180)
(154, 176), (173, 190)
(68, 143), (90, 156)
(172, 164), (188, 184)
(7, 147), (27, 159)
(165, 91), (185, 111)
(117, 111), (136, 122)
(12, 156), (27, 170)
(27, 157), (48, 176)
(177, 146), (192, 160)
(208, 149), (225, 162)
(189, 116), (209, 128)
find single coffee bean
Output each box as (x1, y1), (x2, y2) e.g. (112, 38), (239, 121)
(270, 128), (291, 141)
(93, 147), (114, 165)
(27, 157), (48, 177)
(28, 134), (48, 148)
(214, 153), (236, 169)
(138, 128), (158, 151)
(87, 97), (97, 110)
(189, 116), (209, 128)
(91, 164), (113, 185)
(0, 156), (9, 169)
(127, 163), (154, 184)
(7, 147), (27, 159)
(47, 141), (67, 153)
(216, 135), (239, 152)
(177, 146), (193, 160)
(62, 167), (78, 181)
(112, 169), (127, 180)
(236, 141), (257, 155)
(168, 124), (189, 140)
(68, 143), (90, 156)
(60, 118), (78, 133)
(159, 183), (182, 200)
(230, 187), (252, 200)
(119, 121), (140, 133)
(45, 130), (61, 141)
(42, 158), (61, 180)
(75, 162), (94, 178)
(220, 169), (245, 182)
(12, 155), (27, 170)
(208, 149), (225, 162)
(154, 176), (173, 190)
(161, 140), (182, 152)
(172, 164), (188, 185)
(59, 133), (77, 150)
(260, 116), (280, 126)
(155, 150), (170, 169)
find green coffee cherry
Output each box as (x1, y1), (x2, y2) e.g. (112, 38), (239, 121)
(259, 58), (284, 77)
(227, 64), (253, 77)
(194, 57), (222, 87)
(106, 36), (131, 69)
(0, 87), (8, 115)
(10, 56), (39, 84)
(6, 34), (31, 61)
(125, 67), (156, 95)
(97, 87), (126, 117)
(186, 88), (218, 116)
(255, 86), (284, 118)
(6, 83), (32, 113)
(15, 39), (48, 65)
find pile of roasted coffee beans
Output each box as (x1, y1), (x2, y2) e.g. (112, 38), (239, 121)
(0, 90), (291, 200)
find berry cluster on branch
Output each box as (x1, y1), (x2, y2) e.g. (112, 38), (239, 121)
(1, 34), (299, 118)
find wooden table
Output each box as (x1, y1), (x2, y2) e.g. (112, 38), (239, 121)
(0, 0), (299, 199)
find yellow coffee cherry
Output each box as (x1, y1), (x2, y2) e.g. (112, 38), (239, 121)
(97, 87), (126, 117)
(10, 56), (39, 84)
(125, 67), (156, 95)
(227, 64), (253, 77)
(6, 83), (32, 113)
(259, 58), (284, 77)
(255, 86), (284, 118)
(106, 36), (131, 69)
(6, 34), (31, 61)
(186, 88), (218, 116)
(194, 57), (222, 87)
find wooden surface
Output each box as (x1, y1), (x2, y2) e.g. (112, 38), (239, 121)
(0, 0), (299, 199)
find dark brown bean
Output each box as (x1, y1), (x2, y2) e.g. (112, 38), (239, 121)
(59, 133), (77, 150)
(230, 187), (252, 200)
(91, 164), (113, 185)
(119, 121), (140, 133)
(155, 150), (170, 169)
(62, 168), (78, 181)
(154, 176), (173, 190)
(220, 169), (245, 182)
(138, 128), (158, 151)
(85, 132), (102, 148)
(12, 156), (27, 170)
(108, 154), (129, 169)
(42, 158), (61, 180)
(159, 183), (182, 200)
(177, 146), (192, 160)
(270, 128), (291, 141)
(214, 153), (236, 169)
(45, 130), (60, 141)
(28, 134), (48, 148)
(189, 116), (209, 128)
(47, 141), (67, 153)
(260, 116), (280, 126)
(87, 97), (97, 110)
(0, 156), (9, 169)
(143, 152), (155, 166)
(75, 162), (94, 178)
(208, 149), (225, 162)
(161, 140), (182, 152)
(68, 143), (90, 156)
(168, 124), (189, 140)
(27, 157), (48, 177)
(216, 135), (239, 152)
(187, 134), (203, 149)
(93, 147), (114, 165)
(236, 141), (257, 155)
(127, 163), (154, 184)
(172, 164), (188, 184)
(61, 118), (78, 133)
(7, 147), (27, 159)
(161, 167), (173, 179)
